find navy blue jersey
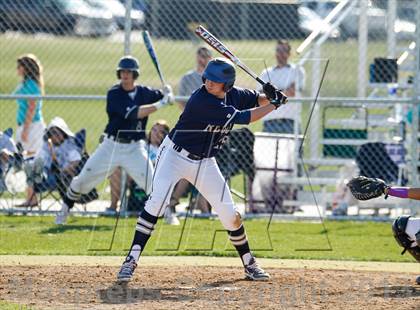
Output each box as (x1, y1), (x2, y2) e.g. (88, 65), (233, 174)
(104, 84), (163, 140)
(169, 86), (259, 157)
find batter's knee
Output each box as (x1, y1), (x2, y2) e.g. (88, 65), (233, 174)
(219, 209), (242, 231)
(144, 186), (174, 218)
(233, 212), (242, 229)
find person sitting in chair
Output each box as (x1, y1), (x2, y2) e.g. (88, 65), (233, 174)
(20, 117), (82, 207)
(0, 130), (18, 193)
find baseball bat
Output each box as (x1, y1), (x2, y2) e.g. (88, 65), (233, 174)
(195, 25), (266, 86)
(142, 30), (166, 87)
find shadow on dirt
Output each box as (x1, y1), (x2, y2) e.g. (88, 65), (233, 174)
(370, 286), (420, 298)
(98, 278), (247, 304)
(98, 282), (192, 304)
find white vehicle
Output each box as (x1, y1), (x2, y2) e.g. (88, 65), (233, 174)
(85, 0), (145, 29)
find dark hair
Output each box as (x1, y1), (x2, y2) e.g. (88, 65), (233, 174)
(46, 127), (67, 141)
(276, 39), (291, 53)
(197, 47), (212, 58)
(17, 54), (45, 94)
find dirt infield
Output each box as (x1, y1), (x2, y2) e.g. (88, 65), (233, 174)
(0, 256), (419, 309)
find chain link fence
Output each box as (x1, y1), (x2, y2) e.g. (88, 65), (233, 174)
(0, 0), (419, 218)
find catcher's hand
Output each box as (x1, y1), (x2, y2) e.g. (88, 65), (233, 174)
(347, 176), (390, 201)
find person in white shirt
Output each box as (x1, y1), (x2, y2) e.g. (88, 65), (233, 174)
(257, 39), (305, 133)
(178, 47), (212, 109)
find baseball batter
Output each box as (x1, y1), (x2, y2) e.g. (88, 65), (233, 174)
(348, 176), (420, 284)
(117, 58), (287, 282)
(55, 56), (173, 224)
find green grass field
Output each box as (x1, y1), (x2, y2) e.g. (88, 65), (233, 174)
(0, 215), (415, 263)
(0, 301), (34, 310)
(0, 34), (390, 96)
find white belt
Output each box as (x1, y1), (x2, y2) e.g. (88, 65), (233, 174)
(167, 138), (204, 161)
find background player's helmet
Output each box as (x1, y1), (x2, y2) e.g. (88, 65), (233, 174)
(202, 58), (236, 92)
(116, 56), (140, 80)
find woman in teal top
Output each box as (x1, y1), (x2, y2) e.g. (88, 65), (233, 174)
(14, 54), (45, 157)
(14, 54), (46, 207)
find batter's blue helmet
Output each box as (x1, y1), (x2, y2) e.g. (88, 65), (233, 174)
(202, 58), (236, 92)
(117, 56), (140, 79)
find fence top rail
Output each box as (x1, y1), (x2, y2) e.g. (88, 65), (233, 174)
(0, 94), (416, 104)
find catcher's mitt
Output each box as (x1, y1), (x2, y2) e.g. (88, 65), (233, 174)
(347, 176), (389, 201)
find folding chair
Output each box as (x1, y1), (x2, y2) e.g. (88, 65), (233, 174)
(33, 129), (98, 211)
(356, 142), (407, 185)
(0, 128), (22, 209)
(0, 128), (14, 193)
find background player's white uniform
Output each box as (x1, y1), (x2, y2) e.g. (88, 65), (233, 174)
(57, 56), (169, 224)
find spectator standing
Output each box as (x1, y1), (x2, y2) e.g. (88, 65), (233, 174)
(257, 40), (305, 133)
(13, 54), (46, 157)
(178, 47), (212, 109)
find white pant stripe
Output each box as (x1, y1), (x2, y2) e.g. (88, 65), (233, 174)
(229, 234), (246, 241)
(135, 225), (153, 235)
(230, 238), (248, 246)
(137, 217), (154, 229)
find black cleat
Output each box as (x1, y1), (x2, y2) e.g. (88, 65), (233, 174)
(117, 255), (137, 282)
(244, 257), (270, 281)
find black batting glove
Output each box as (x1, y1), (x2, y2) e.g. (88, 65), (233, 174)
(270, 90), (288, 109)
(263, 82), (277, 100)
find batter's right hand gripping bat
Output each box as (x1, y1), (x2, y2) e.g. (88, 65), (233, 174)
(195, 25), (287, 106)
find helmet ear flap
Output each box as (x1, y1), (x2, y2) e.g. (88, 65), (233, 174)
(224, 81), (234, 92)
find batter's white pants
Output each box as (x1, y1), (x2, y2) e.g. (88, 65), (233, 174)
(69, 137), (153, 196)
(144, 137), (239, 231)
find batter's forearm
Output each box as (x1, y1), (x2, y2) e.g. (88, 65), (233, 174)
(257, 94), (271, 106)
(249, 104), (276, 123)
(137, 105), (158, 118)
